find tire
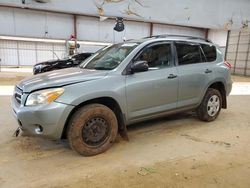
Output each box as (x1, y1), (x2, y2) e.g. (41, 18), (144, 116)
(67, 104), (118, 156)
(197, 88), (222, 122)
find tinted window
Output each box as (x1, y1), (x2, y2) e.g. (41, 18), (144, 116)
(72, 53), (92, 61)
(75, 54), (84, 61)
(176, 43), (202, 65)
(201, 44), (217, 62)
(135, 43), (172, 68)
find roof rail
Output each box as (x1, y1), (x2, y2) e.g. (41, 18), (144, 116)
(143, 34), (212, 43)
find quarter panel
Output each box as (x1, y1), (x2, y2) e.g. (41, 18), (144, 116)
(177, 62), (212, 107)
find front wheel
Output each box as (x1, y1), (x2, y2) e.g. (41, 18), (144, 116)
(67, 104), (118, 156)
(197, 88), (222, 122)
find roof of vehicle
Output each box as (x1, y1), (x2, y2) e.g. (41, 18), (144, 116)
(127, 35), (214, 45)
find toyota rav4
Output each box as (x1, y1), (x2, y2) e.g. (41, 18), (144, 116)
(12, 35), (232, 156)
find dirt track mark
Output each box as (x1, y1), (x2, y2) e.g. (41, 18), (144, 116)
(210, 140), (231, 147)
(181, 134), (205, 142)
(181, 134), (231, 148)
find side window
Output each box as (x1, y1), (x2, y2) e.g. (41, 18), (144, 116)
(135, 43), (172, 68)
(201, 44), (217, 62)
(176, 43), (202, 65)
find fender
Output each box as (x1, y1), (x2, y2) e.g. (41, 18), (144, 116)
(199, 77), (227, 108)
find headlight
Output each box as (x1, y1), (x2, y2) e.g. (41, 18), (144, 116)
(35, 64), (47, 70)
(25, 88), (64, 106)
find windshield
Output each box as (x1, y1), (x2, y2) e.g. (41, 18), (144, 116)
(80, 42), (139, 70)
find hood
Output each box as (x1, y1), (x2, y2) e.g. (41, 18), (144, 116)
(34, 59), (68, 66)
(17, 67), (109, 93)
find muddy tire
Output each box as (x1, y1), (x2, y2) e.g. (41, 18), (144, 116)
(67, 104), (118, 156)
(197, 88), (222, 122)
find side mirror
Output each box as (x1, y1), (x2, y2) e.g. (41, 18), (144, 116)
(130, 60), (149, 73)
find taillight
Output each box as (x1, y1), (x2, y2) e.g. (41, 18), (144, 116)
(224, 61), (232, 69)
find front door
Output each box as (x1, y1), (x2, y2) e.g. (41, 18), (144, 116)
(125, 42), (178, 121)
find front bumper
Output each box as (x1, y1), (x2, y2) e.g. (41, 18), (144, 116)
(11, 96), (74, 139)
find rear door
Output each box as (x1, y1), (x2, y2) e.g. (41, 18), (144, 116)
(175, 42), (213, 108)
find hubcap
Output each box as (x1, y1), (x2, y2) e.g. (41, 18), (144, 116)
(207, 95), (220, 117)
(82, 117), (110, 147)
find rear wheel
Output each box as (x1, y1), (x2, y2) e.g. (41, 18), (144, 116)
(67, 104), (118, 156)
(197, 88), (222, 122)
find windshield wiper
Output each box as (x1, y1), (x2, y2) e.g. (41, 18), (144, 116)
(80, 66), (112, 70)
(94, 67), (113, 70)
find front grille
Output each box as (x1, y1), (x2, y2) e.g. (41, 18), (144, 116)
(14, 86), (23, 104)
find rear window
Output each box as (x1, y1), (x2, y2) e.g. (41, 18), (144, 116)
(176, 43), (202, 65)
(201, 44), (217, 62)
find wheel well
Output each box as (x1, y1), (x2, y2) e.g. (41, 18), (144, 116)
(208, 82), (227, 109)
(61, 97), (125, 139)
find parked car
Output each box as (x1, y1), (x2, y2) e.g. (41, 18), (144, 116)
(12, 35), (232, 156)
(33, 52), (93, 75)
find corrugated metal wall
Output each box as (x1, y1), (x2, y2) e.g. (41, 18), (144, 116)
(76, 17), (150, 43)
(0, 7), (74, 39)
(208, 30), (228, 56)
(153, 24), (205, 38)
(0, 7), (206, 66)
(0, 40), (105, 66)
(226, 31), (250, 76)
(2, 0), (250, 30)
(0, 40), (66, 66)
(0, 7), (206, 43)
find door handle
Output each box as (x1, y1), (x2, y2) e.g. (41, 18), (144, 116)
(168, 74), (177, 79)
(204, 69), (212, 73)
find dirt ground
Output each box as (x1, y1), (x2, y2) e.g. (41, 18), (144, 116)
(0, 72), (250, 188)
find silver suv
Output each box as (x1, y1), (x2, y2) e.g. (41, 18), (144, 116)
(12, 35), (232, 156)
